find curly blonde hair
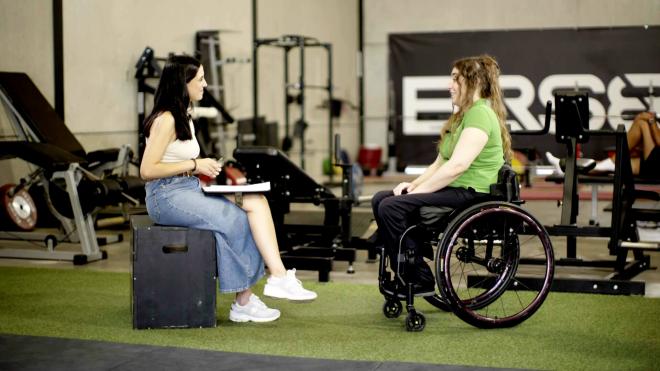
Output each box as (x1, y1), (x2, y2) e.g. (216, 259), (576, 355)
(441, 55), (512, 162)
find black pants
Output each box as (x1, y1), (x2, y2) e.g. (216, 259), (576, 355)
(640, 147), (660, 179)
(371, 187), (486, 283)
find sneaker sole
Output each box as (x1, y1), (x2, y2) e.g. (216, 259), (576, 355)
(263, 287), (317, 302)
(229, 312), (280, 323)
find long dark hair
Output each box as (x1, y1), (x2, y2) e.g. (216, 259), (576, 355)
(143, 55), (201, 140)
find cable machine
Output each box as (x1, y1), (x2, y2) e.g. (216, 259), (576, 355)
(252, 35), (334, 174)
(196, 30), (249, 158)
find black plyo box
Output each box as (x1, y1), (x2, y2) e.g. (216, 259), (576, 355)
(131, 215), (217, 329)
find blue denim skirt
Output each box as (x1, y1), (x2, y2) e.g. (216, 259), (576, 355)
(145, 176), (265, 293)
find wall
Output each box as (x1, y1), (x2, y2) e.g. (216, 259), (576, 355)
(363, 0), (660, 164)
(2, 0), (658, 188)
(0, 0), (54, 185)
(62, 0), (253, 158)
(0, 0), (359, 185)
(256, 0), (359, 178)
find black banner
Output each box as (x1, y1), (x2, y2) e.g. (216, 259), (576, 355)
(389, 27), (660, 170)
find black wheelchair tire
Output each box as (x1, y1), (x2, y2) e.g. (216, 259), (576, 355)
(424, 294), (451, 312)
(436, 201), (554, 329)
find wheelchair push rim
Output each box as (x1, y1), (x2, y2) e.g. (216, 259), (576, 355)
(437, 202), (554, 329)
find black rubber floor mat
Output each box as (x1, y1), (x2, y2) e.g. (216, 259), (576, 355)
(0, 333), (521, 371)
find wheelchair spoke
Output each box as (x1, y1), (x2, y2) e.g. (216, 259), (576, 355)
(438, 202), (554, 329)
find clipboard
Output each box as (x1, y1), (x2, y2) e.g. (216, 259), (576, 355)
(202, 182), (271, 194)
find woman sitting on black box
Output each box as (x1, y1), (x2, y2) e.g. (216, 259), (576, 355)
(372, 55), (512, 295)
(140, 55), (316, 324)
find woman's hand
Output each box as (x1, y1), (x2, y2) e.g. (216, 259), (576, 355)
(393, 182), (415, 195)
(194, 158), (223, 178)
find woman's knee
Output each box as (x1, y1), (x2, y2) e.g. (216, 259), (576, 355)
(377, 196), (403, 220)
(372, 190), (393, 213)
(241, 193), (268, 211)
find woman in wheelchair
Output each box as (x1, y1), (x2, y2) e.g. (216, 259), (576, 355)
(373, 54), (512, 297)
(371, 55), (556, 332)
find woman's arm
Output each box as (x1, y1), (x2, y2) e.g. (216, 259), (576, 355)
(413, 155), (444, 186)
(139, 113), (196, 180)
(408, 127), (488, 194)
(392, 155), (444, 195)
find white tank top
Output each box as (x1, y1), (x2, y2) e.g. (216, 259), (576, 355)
(148, 120), (200, 163)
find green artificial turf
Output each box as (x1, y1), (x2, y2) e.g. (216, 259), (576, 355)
(0, 266), (659, 370)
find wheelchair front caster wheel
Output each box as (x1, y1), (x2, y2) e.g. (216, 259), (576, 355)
(383, 299), (403, 318)
(405, 311), (426, 332)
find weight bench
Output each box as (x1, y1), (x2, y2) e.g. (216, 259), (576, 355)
(0, 72), (144, 264)
(546, 173), (660, 226)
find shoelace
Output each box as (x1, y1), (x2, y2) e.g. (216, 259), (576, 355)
(250, 294), (269, 309)
(285, 270), (305, 289)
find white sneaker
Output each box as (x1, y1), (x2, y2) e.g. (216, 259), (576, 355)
(545, 152), (564, 175)
(593, 157), (615, 173)
(229, 294), (280, 323)
(263, 269), (318, 301)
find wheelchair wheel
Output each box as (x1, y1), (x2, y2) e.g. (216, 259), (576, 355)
(405, 311), (426, 332)
(383, 299), (403, 318)
(436, 202), (554, 329)
(424, 294), (451, 312)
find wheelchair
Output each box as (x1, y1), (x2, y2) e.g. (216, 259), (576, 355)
(378, 164), (555, 331)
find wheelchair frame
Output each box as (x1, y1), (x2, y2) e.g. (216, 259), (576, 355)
(376, 101), (558, 332)
(378, 164), (555, 331)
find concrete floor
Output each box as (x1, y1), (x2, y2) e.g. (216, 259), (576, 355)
(0, 177), (659, 297)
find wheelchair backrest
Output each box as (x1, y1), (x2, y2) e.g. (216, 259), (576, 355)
(489, 163), (520, 202)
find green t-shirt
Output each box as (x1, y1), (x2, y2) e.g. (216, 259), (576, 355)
(438, 99), (504, 193)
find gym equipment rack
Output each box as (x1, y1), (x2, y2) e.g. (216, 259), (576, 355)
(252, 35), (334, 176)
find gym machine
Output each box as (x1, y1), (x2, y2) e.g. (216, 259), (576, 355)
(252, 35), (334, 175)
(513, 93), (659, 295)
(0, 72), (143, 264)
(195, 31), (250, 158)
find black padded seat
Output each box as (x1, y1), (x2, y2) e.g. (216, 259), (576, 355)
(85, 148), (123, 169)
(0, 72), (87, 158)
(0, 141), (86, 172)
(0, 72), (123, 172)
(417, 164), (520, 229)
(419, 206), (455, 227)
(546, 173), (660, 185)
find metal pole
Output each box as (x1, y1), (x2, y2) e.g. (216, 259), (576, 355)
(327, 44), (334, 183)
(284, 48), (290, 152)
(299, 37), (306, 170)
(53, 0), (64, 120)
(251, 0), (258, 136)
(357, 0), (364, 145)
